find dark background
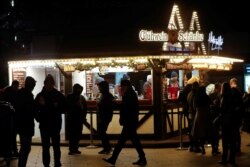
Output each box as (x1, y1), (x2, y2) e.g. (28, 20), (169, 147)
(0, 0), (249, 87)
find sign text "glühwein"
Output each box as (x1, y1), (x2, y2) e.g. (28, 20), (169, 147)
(139, 30), (204, 42)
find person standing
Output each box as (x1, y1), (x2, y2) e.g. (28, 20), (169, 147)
(3, 80), (20, 157)
(230, 78), (244, 153)
(186, 81), (199, 152)
(15, 76), (36, 167)
(191, 86), (213, 155)
(218, 82), (238, 165)
(35, 74), (66, 167)
(97, 81), (114, 154)
(209, 82), (222, 155)
(103, 79), (146, 166)
(66, 83), (87, 155)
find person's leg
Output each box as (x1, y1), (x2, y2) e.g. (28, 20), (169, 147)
(129, 128), (147, 165)
(103, 127), (128, 165)
(235, 128), (241, 153)
(75, 123), (83, 151)
(40, 129), (51, 167)
(130, 128), (145, 159)
(18, 135), (32, 167)
(68, 126), (78, 153)
(229, 129), (237, 164)
(219, 128), (229, 164)
(11, 124), (19, 157)
(52, 132), (61, 167)
(99, 121), (111, 152)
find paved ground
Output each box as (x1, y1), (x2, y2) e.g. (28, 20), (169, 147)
(1, 132), (250, 167)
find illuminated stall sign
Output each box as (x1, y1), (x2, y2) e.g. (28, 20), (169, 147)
(139, 29), (204, 42)
(208, 31), (223, 51)
(12, 68), (26, 88)
(178, 31), (204, 42)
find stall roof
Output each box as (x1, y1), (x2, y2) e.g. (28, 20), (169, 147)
(8, 54), (243, 71)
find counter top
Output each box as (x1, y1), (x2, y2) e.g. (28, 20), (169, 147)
(86, 99), (152, 110)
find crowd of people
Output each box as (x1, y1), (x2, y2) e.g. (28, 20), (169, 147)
(0, 74), (147, 167)
(178, 73), (250, 165)
(1, 71), (250, 166)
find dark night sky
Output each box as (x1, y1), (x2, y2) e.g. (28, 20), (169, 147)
(0, 0), (250, 86)
(1, 0), (249, 54)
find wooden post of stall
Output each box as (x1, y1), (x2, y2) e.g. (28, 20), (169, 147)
(149, 59), (167, 139)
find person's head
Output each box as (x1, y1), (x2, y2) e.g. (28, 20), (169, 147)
(120, 79), (131, 96)
(214, 82), (221, 93)
(25, 76), (36, 91)
(98, 81), (109, 94)
(192, 81), (199, 92)
(146, 75), (152, 84)
(11, 80), (19, 90)
(95, 76), (104, 85)
(221, 82), (231, 96)
(44, 74), (55, 91)
(185, 72), (192, 81)
(121, 74), (130, 81)
(230, 78), (238, 88)
(73, 83), (83, 95)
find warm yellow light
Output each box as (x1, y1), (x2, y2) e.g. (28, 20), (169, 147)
(115, 59), (129, 63)
(96, 60), (112, 64)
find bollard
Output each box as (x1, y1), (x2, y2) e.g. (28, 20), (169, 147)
(86, 110), (97, 148)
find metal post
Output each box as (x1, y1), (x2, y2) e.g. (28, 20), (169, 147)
(177, 108), (188, 150)
(86, 110), (97, 148)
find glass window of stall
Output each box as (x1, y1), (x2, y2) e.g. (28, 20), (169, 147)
(163, 69), (200, 101)
(89, 70), (153, 103)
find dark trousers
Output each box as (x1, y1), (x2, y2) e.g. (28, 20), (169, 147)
(98, 120), (111, 151)
(40, 129), (61, 167)
(236, 128), (241, 152)
(221, 127), (237, 162)
(68, 123), (83, 152)
(211, 124), (220, 153)
(11, 123), (18, 154)
(111, 125), (145, 162)
(18, 135), (32, 167)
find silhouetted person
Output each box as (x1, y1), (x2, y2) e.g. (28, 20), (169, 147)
(218, 82), (238, 165)
(35, 74), (66, 167)
(15, 76), (36, 167)
(103, 79), (146, 166)
(186, 81), (199, 152)
(230, 78), (244, 153)
(3, 80), (20, 157)
(209, 82), (221, 155)
(178, 72), (193, 126)
(97, 81), (114, 154)
(66, 83), (87, 155)
(191, 86), (212, 155)
(242, 86), (250, 134)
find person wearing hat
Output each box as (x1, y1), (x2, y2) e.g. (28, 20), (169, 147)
(15, 76), (36, 167)
(35, 74), (66, 167)
(103, 79), (147, 166)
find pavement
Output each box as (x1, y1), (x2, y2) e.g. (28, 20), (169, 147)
(0, 132), (250, 167)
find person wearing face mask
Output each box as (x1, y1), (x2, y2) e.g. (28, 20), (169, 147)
(66, 84), (87, 155)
